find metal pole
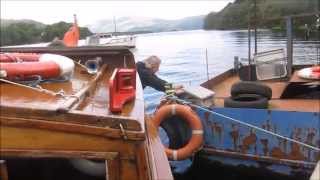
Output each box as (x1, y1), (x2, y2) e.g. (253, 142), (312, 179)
(286, 17), (293, 78)
(248, 28), (251, 64)
(317, 0), (320, 65)
(248, 10), (252, 80)
(205, 48), (209, 81)
(113, 16), (117, 36)
(254, 0), (257, 54)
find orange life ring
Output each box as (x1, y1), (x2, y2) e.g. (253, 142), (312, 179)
(0, 53), (75, 80)
(153, 104), (203, 160)
(298, 66), (320, 80)
(311, 66), (320, 72)
(0, 53), (40, 62)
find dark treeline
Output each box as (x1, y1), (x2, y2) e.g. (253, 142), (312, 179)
(204, 0), (319, 31)
(1, 20), (92, 46)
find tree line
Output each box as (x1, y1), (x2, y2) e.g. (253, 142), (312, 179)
(1, 21), (92, 46)
(204, 0), (319, 31)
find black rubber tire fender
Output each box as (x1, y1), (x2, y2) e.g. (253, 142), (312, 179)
(231, 81), (272, 99)
(224, 94), (268, 109)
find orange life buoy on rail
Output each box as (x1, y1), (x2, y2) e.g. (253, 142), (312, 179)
(298, 66), (320, 80)
(153, 104), (203, 161)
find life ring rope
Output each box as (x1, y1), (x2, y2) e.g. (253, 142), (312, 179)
(153, 104), (203, 161)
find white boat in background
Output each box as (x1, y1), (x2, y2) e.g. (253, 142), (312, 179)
(83, 33), (136, 48)
(3, 15), (136, 49)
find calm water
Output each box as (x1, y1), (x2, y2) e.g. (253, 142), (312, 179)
(132, 29), (320, 113)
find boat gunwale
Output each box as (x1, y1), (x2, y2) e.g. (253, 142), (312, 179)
(1, 95), (143, 131)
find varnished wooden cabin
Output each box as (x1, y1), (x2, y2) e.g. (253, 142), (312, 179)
(0, 46), (173, 180)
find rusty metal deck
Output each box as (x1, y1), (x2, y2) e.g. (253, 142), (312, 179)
(209, 69), (320, 112)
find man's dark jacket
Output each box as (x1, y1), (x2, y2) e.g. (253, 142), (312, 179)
(136, 61), (167, 92)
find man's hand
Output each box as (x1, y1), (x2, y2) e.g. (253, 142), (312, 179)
(173, 85), (183, 89)
(174, 84), (184, 95)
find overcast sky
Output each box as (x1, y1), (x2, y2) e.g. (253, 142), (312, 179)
(1, 1), (234, 26)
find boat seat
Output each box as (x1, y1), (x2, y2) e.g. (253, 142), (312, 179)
(253, 48), (287, 80)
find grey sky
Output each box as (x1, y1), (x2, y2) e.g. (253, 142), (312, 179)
(1, 1), (234, 26)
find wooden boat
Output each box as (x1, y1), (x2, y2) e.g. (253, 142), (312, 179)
(0, 46), (173, 180)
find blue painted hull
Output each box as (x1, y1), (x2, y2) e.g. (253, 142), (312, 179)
(195, 107), (320, 176)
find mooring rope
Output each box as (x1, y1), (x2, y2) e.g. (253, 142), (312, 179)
(166, 95), (320, 152)
(0, 78), (66, 98)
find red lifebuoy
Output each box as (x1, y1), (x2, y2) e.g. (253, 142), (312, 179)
(0, 53), (75, 80)
(153, 104), (203, 160)
(0, 53), (40, 62)
(298, 66), (320, 80)
(1, 61), (61, 79)
(311, 66), (320, 73)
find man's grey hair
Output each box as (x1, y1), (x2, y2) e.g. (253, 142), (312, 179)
(143, 55), (161, 68)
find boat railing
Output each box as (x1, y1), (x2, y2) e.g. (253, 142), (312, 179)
(253, 48), (288, 80)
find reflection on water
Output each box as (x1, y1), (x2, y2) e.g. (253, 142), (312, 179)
(133, 29), (319, 113)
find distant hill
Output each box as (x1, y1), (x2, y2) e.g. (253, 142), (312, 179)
(87, 15), (205, 33)
(204, 0), (319, 30)
(1, 19), (46, 28)
(1, 19), (92, 46)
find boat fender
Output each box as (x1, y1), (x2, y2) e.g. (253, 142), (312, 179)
(231, 81), (272, 99)
(298, 66), (320, 80)
(153, 104), (203, 161)
(224, 94), (268, 109)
